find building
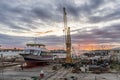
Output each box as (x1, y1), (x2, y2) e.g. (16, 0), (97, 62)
(109, 47), (120, 62)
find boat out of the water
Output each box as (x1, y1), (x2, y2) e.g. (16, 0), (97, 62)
(20, 44), (54, 66)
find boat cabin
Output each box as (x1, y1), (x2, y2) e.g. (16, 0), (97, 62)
(24, 44), (49, 55)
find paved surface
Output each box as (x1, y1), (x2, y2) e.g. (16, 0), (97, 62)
(0, 65), (120, 80)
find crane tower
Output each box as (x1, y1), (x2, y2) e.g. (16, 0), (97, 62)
(63, 7), (72, 64)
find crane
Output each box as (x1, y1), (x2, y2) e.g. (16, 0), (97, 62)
(63, 7), (72, 64)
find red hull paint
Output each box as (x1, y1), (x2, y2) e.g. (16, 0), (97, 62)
(25, 61), (49, 67)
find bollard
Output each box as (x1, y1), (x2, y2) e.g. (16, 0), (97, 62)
(40, 70), (44, 78)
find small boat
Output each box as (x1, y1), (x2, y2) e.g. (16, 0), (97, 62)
(20, 43), (54, 66)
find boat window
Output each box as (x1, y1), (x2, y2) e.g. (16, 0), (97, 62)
(30, 50), (34, 54)
(24, 50), (41, 55)
(37, 51), (41, 55)
(34, 50), (40, 55)
(25, 50), (30, 54)
(41, 51), (48, 55)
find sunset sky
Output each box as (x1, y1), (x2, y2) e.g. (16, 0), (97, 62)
(0, 0), (120, 50)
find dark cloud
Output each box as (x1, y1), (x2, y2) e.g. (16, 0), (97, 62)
(88, 9), (120, 23)
(88, 0), (105, 9)
(0, 23), (120, 48)
(0, 0), (120, 48)
(0, 0), (118, 27)
(84, 0), (104, 10)
(72, 23), (120, 45)
(0, 33), (31, 48)
(0, 33), (65, 48)
(0, 0), (37, 31)
(32, 7), (52, 20)
(55, 0), (105, 20)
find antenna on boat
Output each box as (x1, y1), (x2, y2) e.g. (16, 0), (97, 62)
(33, 33), (38, 44)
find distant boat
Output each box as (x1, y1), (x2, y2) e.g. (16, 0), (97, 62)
(51, 50), (67, 59)
(20, 44), (54, 66)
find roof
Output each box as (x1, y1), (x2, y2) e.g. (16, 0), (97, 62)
(26, 44), (45, 47)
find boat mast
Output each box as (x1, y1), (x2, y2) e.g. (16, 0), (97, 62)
(63, 7), (72, 64)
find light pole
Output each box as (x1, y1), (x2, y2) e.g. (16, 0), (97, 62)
(0, 54), (4, 80)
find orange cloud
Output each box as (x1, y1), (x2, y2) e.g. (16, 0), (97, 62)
(35, 30), (53, 35)
(46, 46), (64, 50)
(78, 44), (112, 51)
(76, 39), (113, 50)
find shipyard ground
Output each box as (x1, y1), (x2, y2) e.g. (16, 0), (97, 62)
(0, 63), (120, 80)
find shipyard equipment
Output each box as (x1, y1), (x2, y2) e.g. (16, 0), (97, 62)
(63, 7), (72, 65)
(62, 8), (82, 73)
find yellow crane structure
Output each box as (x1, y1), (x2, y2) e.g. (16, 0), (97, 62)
(63, 7), (72, 64)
